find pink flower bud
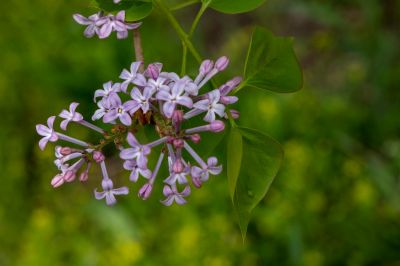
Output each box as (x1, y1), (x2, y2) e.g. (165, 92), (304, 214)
(190, 134), (201, 144)
(173, 138), (184, 149)
(215, 56), (229, 71)
(60, 147), (72, 155)
(172, 110), (184, 126)
(64, 171), (76, 182)
(93, 151), (105, 163)
(209, 120), (225, 132)
(51, 174), (65, 188)
(200, 59), (214, 75)
(79, 171), (89, 182)
(173, 159), (184, 173)
(138, 183), (153, 200)
(230, 109), (240, 119)
(192, 176), (202, 188)
(144, 63), (162, 80)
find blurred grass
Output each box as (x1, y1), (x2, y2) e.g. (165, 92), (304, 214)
(1, 0), (400, 265)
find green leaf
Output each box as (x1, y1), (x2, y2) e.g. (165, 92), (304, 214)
(231, 127), (283, 240)
(227, 126), (243, 200)
(242, 26), (303, 93)
(207, 0), (266, 14)
(94, 0), (153, 20)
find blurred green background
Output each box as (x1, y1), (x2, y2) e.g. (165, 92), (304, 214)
(1, 0), (400, 265)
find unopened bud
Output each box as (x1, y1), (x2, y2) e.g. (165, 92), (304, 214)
(215, 56), (229, 71)
(93, 151), (105, 163)
(172, 110), (184, 127)
(199, 59), (214, 75)
(192, 176), (202, 188)
(79, 171), (89, 182)
(60, 147), (72, 155)
(173, 159), (184, 173)
(173, 138), (184, 149)
(51, 174), (65, 188)
(220, 96), (238, 105)
(64, 171), (76, 182)
(190, 134), (201, 144)
(209, 120), (225, 132)
(144, 63), (162, 80)
(230, 109), (240, 119)
(138, 183), (153, 200)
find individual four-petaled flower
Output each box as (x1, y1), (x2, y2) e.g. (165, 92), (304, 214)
(193, 90), (225, 122)
(156, 79), (193, 118)
(120, 133), (151, 168)
(59, 102), (83, 130)
(161, 185), (191, 206)
(95, 179), (129, 206)
(36, 116), (58, 150)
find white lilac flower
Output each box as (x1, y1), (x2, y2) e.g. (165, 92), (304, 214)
(36, 116), (58, 150)
(129, 86), (156, 114)
(59, 102), (83, 130)
(156, 79), (193, 118)
(119, 62), (147, 92)
(161, 185), (191, 206)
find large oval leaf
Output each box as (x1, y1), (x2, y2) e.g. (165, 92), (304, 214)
(227, 126), (243, 200)
(230, 127), (283, 239)
(242, 26), (303, 93)
(94, 0), (153, 20)
(208, 0), (266, 14)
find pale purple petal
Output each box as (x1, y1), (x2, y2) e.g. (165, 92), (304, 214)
(120, 148), (136, 160)
(112, 186), (129, 195)
(163, 102), (175, 118)
(176, 96), (193, 108)
(119, 113), (132, 126)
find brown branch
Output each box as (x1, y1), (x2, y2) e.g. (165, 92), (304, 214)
(133, 28), (145, 72)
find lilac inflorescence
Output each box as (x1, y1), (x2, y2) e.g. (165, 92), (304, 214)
(36, 57), (241, 206)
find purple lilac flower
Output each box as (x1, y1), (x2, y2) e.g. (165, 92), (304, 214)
(73, 13), (108, 38)
(103, 94), (135, 126)
(99, 11), (141, 39)
(191, 157), (222, 183)
(119, 62), (147, 92)
(59, 102), (83, 130)
(129, 86), (156, 114)
(161, 185), (191, 206)
(193, 90), (225, 122)
(164, 157), (189, 185)
(92, 99), (112, 121)
(37, 57), (240, 207)
(156, 79), (193, 118)
(94, 161), (129, 205)
(123, 160), (152, 182)
(36, 116), (58, 150)
(94, 81), (121, 102)
(120, 133), (151, 168)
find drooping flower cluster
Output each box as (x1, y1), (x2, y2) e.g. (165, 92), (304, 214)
(36, 57), (241, 206)
(73, 11), (141, 39)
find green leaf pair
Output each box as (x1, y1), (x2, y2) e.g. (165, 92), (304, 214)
(226, 26), (302, 240)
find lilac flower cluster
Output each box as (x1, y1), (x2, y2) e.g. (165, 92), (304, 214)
(36, 57), (241, 206)
(73, 11), (141, 39)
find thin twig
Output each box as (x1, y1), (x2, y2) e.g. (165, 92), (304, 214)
(133, 28), (145, 72)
